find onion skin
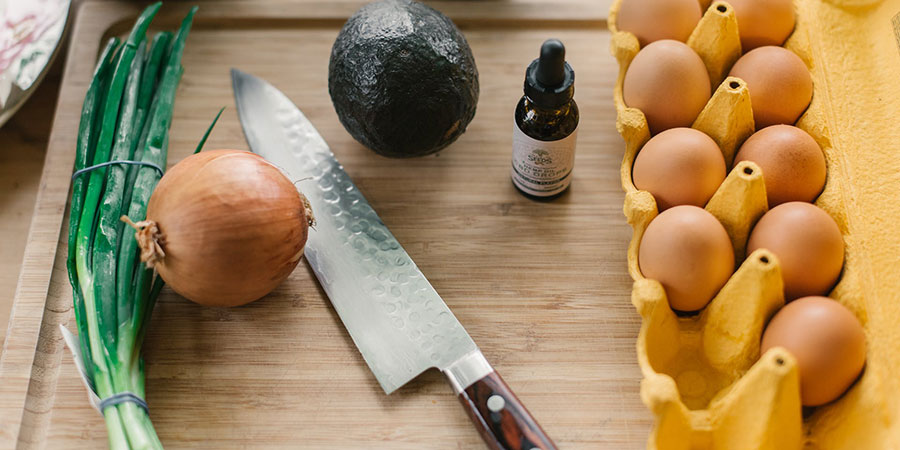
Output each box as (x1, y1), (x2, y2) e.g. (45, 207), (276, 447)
(141, 149), (313, 307)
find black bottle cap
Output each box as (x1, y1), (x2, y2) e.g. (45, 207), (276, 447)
(524, 39), (575, 109)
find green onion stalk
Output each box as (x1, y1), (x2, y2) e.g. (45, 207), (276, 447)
(66, 3), (197, 449)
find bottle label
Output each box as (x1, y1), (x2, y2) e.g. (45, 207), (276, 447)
(511, 123), (578, 197)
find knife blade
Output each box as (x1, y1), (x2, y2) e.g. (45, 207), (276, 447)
(232, 69), (556, 450)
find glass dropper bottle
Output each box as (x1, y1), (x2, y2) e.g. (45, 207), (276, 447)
(511, 39), (579, 200)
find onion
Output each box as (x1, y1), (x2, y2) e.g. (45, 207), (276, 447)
(131, 149), (314, 307)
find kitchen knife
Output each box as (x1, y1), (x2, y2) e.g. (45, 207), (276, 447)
(232, 69), (556, 450)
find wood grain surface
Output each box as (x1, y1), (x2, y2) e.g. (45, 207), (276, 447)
(0, 79), (51, 351)
(0, 1), (650, 448)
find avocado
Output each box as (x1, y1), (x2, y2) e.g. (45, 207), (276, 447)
(328, 0), (479, 158)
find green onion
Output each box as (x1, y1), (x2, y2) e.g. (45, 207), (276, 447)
(66, 3), (198, 449)
(194, 107), (225, 154)
(68, 36), (119, 393)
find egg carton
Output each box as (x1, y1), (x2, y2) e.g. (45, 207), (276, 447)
(608, 0), (886, 448)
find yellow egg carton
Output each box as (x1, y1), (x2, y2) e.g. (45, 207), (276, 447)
(609, 0), (900, 447)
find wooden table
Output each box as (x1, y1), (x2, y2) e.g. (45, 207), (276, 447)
(1, 1), (647, 449)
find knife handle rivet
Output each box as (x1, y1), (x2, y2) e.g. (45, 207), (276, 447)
(487, 395), (505, 412)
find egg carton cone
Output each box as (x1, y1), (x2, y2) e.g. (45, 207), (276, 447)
(609, 0), (900, 447)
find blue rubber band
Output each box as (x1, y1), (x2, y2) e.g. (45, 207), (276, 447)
(98, 391), (149, 414)
(72, 160), (164, 180)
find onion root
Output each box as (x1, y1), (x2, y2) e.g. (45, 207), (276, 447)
(121, 215), (165, 268)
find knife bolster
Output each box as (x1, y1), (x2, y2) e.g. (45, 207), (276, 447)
(444, 350), (493, 393)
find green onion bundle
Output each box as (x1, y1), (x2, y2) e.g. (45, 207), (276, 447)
(66, 3), (196, 448)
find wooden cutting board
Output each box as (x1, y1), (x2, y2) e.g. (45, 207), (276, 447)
(0, 1), (651, 448)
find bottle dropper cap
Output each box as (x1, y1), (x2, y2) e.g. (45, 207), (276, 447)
(524, 39), (575, 109)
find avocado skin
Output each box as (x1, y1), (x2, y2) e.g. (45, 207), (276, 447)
(328, 0), (479, 158)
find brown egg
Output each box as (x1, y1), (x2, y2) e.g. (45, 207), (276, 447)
(761, 296), (866, 406)
(624, 40), (711, 134)
(726, 0), (795, 51)
(747, 202), (843, 300)
(639, 205), (734, 311)
(729, 46), (812, 129)
(735, 125), (826, 206)
(633, 128), (726, 210)
(616, 0), (701, 47)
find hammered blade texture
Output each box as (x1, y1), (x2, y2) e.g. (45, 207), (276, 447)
(232, 70), (477, 394)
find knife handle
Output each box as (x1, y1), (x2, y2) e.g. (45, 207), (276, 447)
(455, 370), (557, 450)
